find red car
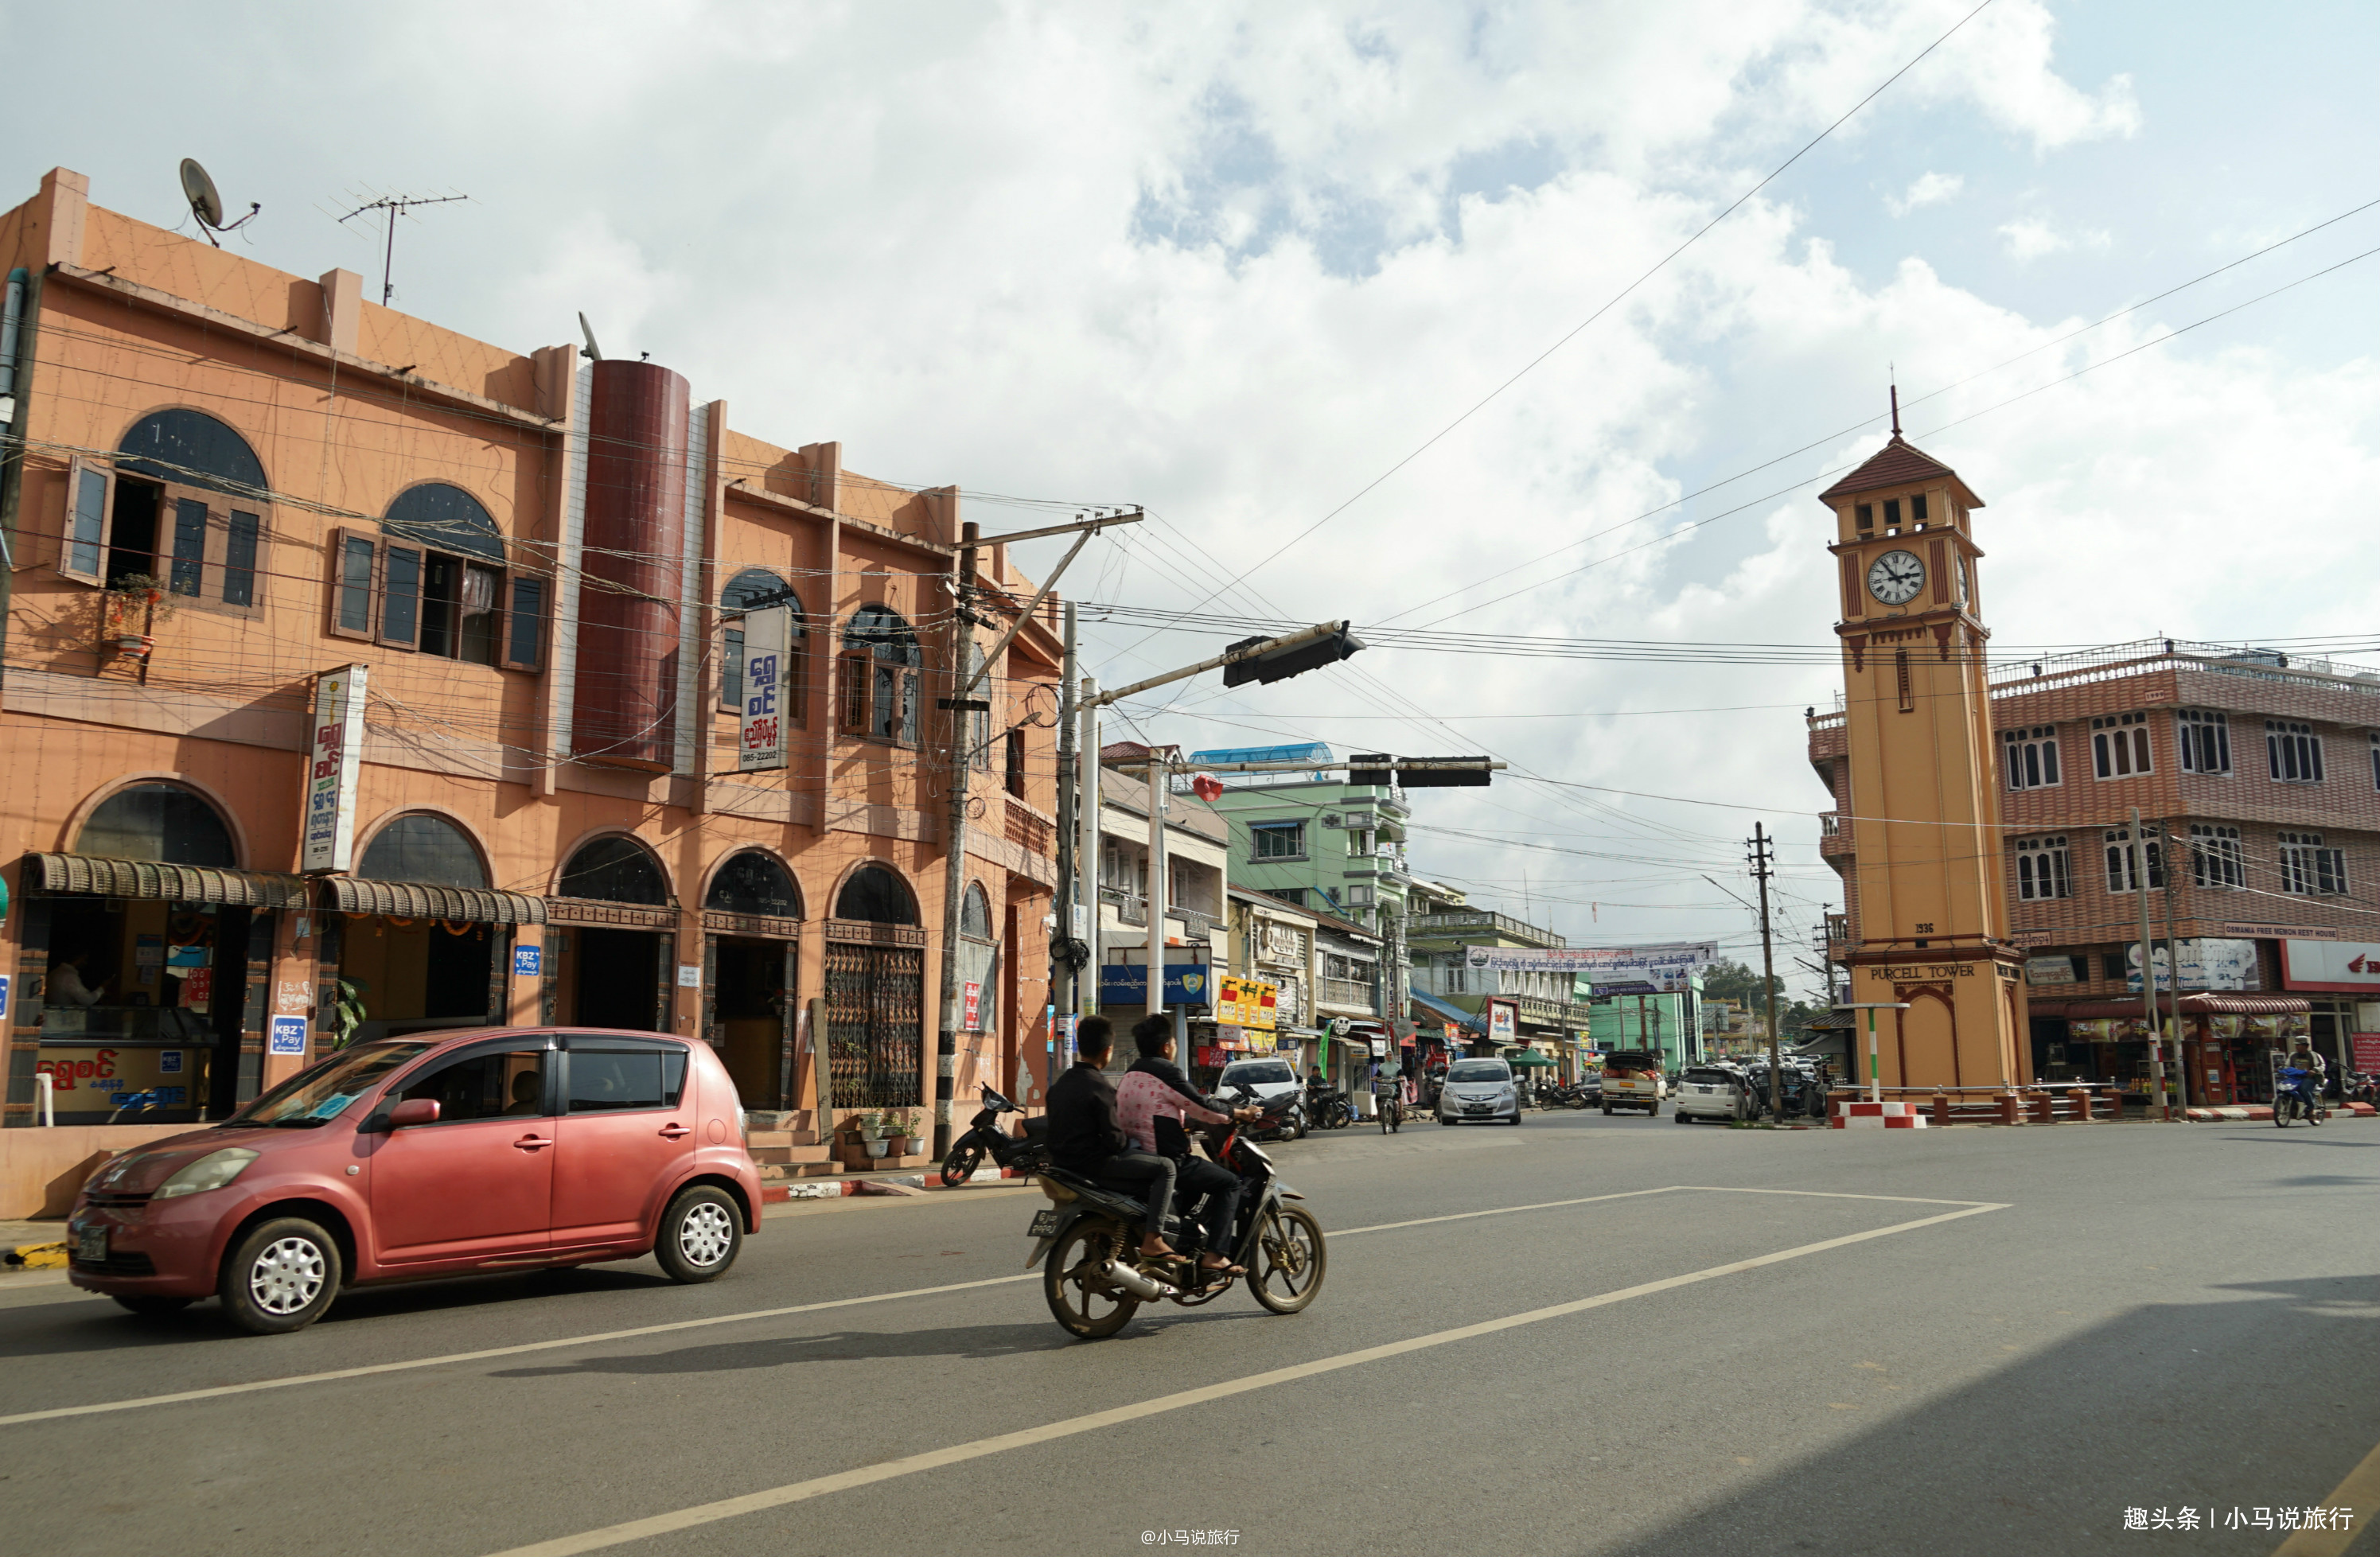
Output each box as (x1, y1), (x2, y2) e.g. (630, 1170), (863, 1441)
(67, 1027), (764, 1333)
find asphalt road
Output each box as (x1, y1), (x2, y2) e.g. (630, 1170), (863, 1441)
(2, 1108), (2377, 1557)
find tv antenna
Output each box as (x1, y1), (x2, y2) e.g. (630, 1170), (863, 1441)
(336, 189), (469, 305)
(179, 158), (259, 247)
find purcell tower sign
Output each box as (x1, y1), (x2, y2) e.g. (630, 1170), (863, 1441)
(1821, 396), (2025, 1089)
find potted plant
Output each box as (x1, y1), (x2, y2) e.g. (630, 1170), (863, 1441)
(882, 1109), (913, 1156)
(326, 975), (369, 1050)
(101, 574), (177, 669)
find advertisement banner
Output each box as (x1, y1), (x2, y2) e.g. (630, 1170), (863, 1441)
(963, 981), (982, 1030)
(1097, 963), (1218, 1007)
(301, 665), (369, 873)
(1487, 1000), (1517, 1042)
(2126, 938), (2258, 993)
(2351, 1033), (2380, 1071)
(1467, 940), (1714, 995)
(737, 607), (790, 772)
(2025, 956), (2078, 986)
(1217, 975), (1279, 1031)
(2281, 940), (2380, 992)
(267, 1014), (308, 1057)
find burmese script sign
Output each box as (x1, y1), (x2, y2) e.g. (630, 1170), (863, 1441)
(302, 665), (368, 874)
(1465, 940), (1714, 995)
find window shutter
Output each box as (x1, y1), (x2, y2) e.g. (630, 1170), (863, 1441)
(900, 669), (921, 746)
(328, 527), (379, 641)
(787, 629), (808, 726)
(60, 457), (111, 584)
(380, 543), (423, 648)
(224, 509), (261, 607)
(501, 573), (547, 671)
(166, 494), (208, 598)
(838, 649), (871, 734)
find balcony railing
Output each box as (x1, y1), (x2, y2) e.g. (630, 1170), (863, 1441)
(1318, 977), (1377, 1012)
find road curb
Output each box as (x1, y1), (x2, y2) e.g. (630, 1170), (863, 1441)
(5, 1241), (67, 1270)
(760, 1166), (1031, 1203)
(2185, 1102), (2375, 1123)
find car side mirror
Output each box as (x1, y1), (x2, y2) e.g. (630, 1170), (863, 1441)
(388, 1098), (439, 1127)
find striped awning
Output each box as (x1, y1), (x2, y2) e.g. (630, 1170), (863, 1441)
(321, 876), (546, 925)
(24, 853), (307, 909)
(2047, 995), (2310, 1019)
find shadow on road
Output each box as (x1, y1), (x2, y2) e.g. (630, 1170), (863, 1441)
(1603, 1275), (2380, 1557)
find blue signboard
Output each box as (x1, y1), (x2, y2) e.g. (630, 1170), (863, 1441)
(512, 945), (543, 978)
(1097, 963), (1219, 1007)
(0, 973), (9, 1022)
(268, 1014), (308, 1056)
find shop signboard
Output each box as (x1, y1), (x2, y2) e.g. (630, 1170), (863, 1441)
(1217, 975), (1279, 1030)
(2025, 956), (2078, 986)
(2280, 939), (2380, 992)
(512, 945), (542, 977)
(1487, 1000), (1517, 1042)
(2125, 939), (2257, 993)
(34, 1045), (200, 1109)
(1097, 963), (1219, 1007)
(267, 1015), (308, 1056)
(301, 664), (369, 873)
(737, 606), (790, 772)
(1469, 940), (1713, 995)
(2351, 1033), (2380, 1071)
(963, 981), (982, 1030)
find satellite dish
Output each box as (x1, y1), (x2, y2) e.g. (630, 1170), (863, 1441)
(180, 158), (223, 228)
(178, 158), (259, 247)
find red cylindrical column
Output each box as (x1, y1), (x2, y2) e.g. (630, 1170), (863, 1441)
(572, 360), (689, 770)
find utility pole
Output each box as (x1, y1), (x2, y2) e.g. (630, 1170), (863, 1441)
(2131, 806), (2170, 1121)
(1750, 822), (1783, 1119)
(1077, 674), (1100, 1053)
(2163, 821), (2187, 1108)
(1050, 601), (1081, 1100)
(931, 520), (982, 1158)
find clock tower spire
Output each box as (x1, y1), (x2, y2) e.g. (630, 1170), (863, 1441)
(1821, 416), (2026, 1092)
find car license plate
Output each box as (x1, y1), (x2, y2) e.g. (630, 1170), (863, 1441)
(1464, 1104), (1490, 1114)
(1027, 1209), (1059, 1239)
(76, 1226), (107, 1263)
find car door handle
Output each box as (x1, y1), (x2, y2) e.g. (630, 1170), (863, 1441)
(513, 1135), (555, 1151)
(658, 1123), (691, 1140)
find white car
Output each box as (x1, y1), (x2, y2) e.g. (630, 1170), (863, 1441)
(1673, 1065), (1751, 1123)
(1437, 1057), (1521, 1126)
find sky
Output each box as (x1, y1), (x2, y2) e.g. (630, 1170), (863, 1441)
(10, 1), (2380, 991)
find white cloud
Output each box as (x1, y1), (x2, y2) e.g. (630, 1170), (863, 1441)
(1997, 216), (2112, 259)
(1888, 171), (1963, 216)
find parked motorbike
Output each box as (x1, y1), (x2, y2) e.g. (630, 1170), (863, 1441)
(940, 1084), (1052, 1187)
(1305, 1087), (1355, 1130)
(2344, 1070), (2378, 1107)
(1026, 1086), (1326, 1340)
(2274, 1067), (2326, 1127)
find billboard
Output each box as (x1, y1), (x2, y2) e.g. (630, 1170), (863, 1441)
(2125, 938), (2258, 993)
(738, 607), (790, 772)
(1217, 975), (1279, 1031)
(1097, 963), (1219, 1007)
(301, 666), (368, 873)
(1467, 940), (1714, 995)
(1487, 1000), (1517, 1042)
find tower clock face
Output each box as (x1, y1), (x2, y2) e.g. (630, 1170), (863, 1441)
(1866, 549), (1926, 606)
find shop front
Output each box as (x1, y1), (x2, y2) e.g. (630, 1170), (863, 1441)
(701, 851), (804, 1111)
(20, 851), (302, 1123)
(546, 837), (679, 1033)
(319, 876), (542, 1049)
(2053, 995), (2311, 1107)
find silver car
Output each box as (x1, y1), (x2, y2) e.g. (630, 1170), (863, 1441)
(1673, 1065), (1751, 1123)
(1437, 1057), (1521, 1126)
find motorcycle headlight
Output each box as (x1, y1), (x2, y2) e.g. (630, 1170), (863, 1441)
(153, 1147), (260, 1201)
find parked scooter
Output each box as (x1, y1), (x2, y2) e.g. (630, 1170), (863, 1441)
(939, 1084), (1053, 1187)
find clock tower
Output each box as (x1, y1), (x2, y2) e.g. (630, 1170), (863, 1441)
(1822, 399), (2027, 1091)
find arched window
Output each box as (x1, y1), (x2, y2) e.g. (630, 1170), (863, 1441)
(64, 410), (271, 605)
(957, 882), (997, 1033)
(835, 864), (917, 924)
(840, 605), (921, 746)
(358, 814), (489, 889)
(328, 485), (541, 671)
(384, 484), (504, 563)
(705, 851), (801, 918)
(75, 783), (237, 867)
(960, 882), (993, 939)
(721, 570), (804, 717)
(558, 836), (668, 905)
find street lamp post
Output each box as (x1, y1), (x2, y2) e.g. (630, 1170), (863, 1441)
(1834, 1002), (1910, 1105)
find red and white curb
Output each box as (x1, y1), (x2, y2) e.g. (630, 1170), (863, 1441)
(2186, 1102), (2376, 1123)
(761, 1166), (1031, 1203)
(1830, 1100), (1929, 1130)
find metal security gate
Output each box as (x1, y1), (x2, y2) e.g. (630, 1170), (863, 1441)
(824, 922), (924, 1108)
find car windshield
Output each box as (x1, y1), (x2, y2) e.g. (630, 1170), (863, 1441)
(1221, 1061), (1295, 1086)
(230, 1042), (434, 1127)
(1685, 1069), (1738, 1086)
(1447, 1061), (1510, 1083)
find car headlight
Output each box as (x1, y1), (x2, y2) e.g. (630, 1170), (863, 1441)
(153, 1147), (260, 1200)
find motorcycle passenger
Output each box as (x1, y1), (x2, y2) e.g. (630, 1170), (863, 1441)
(1119, 1015), (1260, 1278)
(1045, 1016), (1177, 1261)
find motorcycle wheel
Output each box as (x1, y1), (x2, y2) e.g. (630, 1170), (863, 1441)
(939, 1141), (984, 1189)
(1248, 1205), (1326, 1315)
(1044, 1220), (1140, 1340)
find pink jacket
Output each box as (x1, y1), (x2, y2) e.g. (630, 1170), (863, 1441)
(1116, 1068), (1232, 1154)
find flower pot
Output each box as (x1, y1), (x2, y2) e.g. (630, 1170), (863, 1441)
(112, 635), (154, 660)
(885, 1137), (911, 1157)
(866, 1139), (890, 1158)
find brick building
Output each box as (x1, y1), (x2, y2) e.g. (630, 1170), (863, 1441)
(1810, 640), (2380, 1107)
(0, 167), (1061, 1166)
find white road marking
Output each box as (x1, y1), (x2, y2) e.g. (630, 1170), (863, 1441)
(0, 1185), (1992, 1430)
(485, 1198), (2008, 1556)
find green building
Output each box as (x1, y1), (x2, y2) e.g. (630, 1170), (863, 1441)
(1586, 980), (1703, 1071)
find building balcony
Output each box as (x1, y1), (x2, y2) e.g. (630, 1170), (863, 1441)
(1318, 976), (1376, 1012)
(1004, 796), (1055, 858)
(1818, 812), (1852, 861)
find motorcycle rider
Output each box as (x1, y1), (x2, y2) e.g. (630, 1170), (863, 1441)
(1117, 1015), (1260, 1279)
(1045, 1016), (1177, 1261)
(2283, 1040), (2327, 1112)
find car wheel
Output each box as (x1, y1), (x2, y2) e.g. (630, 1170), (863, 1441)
(218, 1217), (341, 1335)
(655, 1185), (743, 1283)
(1674, 1111), (1691, 1123)
(112, 1294), (193, 1317)
(1601, 1104), (1613, 1116)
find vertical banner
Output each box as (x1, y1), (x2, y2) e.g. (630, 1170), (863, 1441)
(738, 606), (789, 772)
(302, 666), (369, 874)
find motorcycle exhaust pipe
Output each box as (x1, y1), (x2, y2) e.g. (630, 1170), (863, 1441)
(1097, 1260), (1176, 1301)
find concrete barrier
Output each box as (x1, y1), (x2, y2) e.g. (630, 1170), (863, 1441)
(0, 1125), (194, 1220)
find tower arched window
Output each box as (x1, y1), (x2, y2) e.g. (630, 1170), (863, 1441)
(328, 482), (544, 671)
(721, 570), (805, 720)
(358, 814), (489, 889)
(705, 851), (802, 919)
(62, 409), (271, 616)
(835, 864), (917, 924)
(840, 605), (921, 746)
(75, 782), (238, 867)
(558, 836), (668, 905)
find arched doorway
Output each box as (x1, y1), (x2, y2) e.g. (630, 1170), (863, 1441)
(339, 815), (504, 1042)
(824, 864), (925, 1115)
(702, 850), (803, 1109)
(555, 835), (673, 1032)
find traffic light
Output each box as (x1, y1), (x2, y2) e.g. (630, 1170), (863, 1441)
(1350, 753), (1494, 788)
(1220, 621), (1366, 687)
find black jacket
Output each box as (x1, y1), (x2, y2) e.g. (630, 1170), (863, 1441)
(1046, 1061), (1127, 1171)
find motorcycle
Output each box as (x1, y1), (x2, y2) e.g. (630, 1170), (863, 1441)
(1305, 1086), (1355, 1130)
(2274, 1067), (2326, 1127)
(940, 1084), (1052, 1187)
(1025, 1086), (1327, 1340)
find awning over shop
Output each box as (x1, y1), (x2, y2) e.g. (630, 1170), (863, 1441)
(1409, 987), (1486, 1032)
(2050, 995), (2311, 1019)
(321, 877), (547, 925)
(23, 852), (306, 909)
